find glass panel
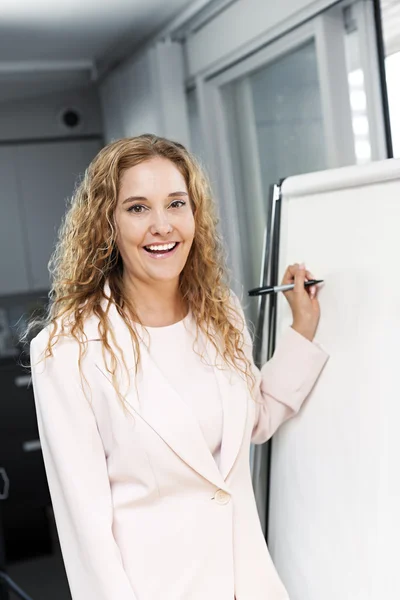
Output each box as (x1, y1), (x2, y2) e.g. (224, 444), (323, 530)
(222, 40), (327, 326)
(380, 0), (400, 157)
(385, 52), (400, 157)
(250, 42), (326, 198)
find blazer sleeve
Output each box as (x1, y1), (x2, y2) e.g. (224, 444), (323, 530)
(231, 294), (329, 445)
(30, 331), (138, 600)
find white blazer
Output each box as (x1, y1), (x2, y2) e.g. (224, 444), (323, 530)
(30, 295), (328, 600)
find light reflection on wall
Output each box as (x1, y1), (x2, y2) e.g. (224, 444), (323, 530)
(348, 69), (371, 164)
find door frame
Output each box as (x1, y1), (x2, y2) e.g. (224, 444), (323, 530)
(195, 8), (361, 296)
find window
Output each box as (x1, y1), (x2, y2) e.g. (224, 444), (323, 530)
(380, 0), (400, 157)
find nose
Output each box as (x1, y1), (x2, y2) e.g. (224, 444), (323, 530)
(149, 210), (173, 236)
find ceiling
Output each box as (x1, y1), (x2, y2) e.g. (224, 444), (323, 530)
(0, 0), (198, 102)
(1, 0), (398, 104)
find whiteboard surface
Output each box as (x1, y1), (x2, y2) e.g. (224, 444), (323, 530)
(267, 158), (400, 600)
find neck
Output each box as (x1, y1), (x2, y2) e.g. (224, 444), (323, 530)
(122, 274), (187, 327)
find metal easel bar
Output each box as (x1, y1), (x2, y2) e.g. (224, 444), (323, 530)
(251, 181), (283, 538)
(254, 182), (282, 368)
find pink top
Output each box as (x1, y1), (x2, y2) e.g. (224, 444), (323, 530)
(141, 314), (223, 467)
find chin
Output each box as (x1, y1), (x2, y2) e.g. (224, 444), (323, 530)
(149, 270), (183, 283)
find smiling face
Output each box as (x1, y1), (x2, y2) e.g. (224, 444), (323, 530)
(114, 157), (195, 289)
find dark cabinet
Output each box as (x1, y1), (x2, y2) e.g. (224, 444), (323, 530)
(0, 361), (51, 564)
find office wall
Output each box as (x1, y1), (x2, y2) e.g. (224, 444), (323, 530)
(185, 0), (336, 77)
(0, 87), (102, 142)
(100, 40), (190, 146)
(0, 86), (102, 295)
(100, 50), (159, 142)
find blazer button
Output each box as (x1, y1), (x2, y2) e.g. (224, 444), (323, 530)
(214, 489), (231, 505)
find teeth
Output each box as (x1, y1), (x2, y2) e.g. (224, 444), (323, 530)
(146, 243), (177, 251)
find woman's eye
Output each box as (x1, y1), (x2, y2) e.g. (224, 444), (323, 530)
(128, 204), (146, 214)
(170, 200), (186, 209)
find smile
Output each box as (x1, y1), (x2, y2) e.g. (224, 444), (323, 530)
(143, 242), (180, 258)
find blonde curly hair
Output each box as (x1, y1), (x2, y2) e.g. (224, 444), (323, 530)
(27, 134), (255, 404)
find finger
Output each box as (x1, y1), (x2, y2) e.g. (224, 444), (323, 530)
(281, 263), (299, 285)
(294, 262), (306, 293)
(305, 269), (314, 281)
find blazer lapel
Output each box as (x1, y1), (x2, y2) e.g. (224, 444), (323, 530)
(206, 338), (249, 481)
(134, 348), (226, 489)
(96, 301), (226, 490)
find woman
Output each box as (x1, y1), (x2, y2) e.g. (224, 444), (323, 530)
(30, 134), (328, 600)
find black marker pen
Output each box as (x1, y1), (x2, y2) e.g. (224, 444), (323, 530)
(248, 279), (324, 297)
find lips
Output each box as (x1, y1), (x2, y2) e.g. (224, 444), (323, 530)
(144, 242), (178, 254)
(142, 242), (180, 258)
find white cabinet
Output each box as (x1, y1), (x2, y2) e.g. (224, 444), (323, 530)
(0, 148), (30, 295)
(13, 139), (101, 291)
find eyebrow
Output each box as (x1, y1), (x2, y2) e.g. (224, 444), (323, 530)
(122, 191), (188, 205)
